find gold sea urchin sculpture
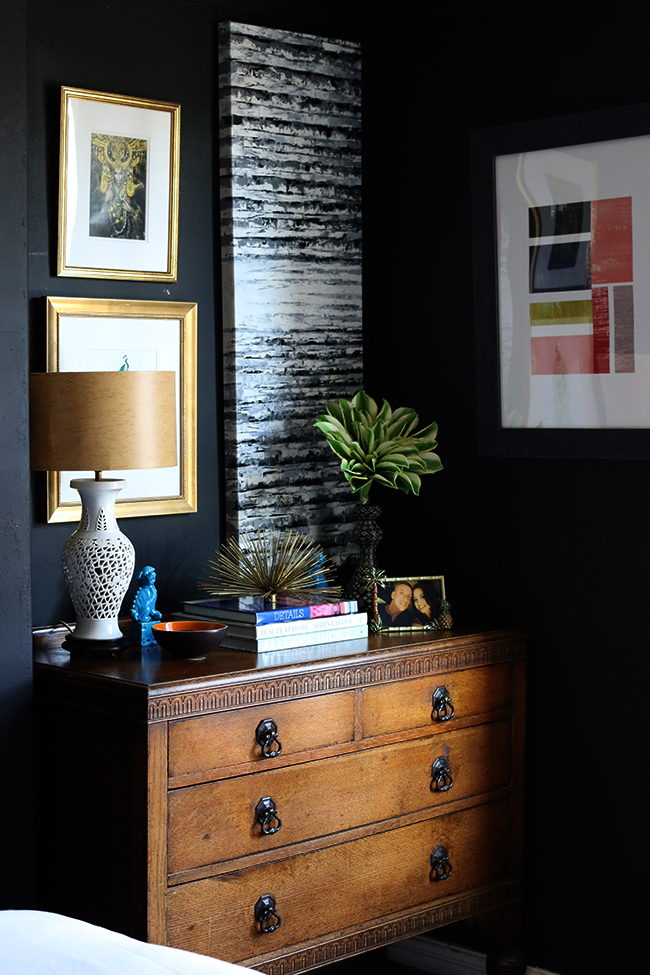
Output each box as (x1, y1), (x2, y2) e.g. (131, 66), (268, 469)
(199, 528), (341, 602)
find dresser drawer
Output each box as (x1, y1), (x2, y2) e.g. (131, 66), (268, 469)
(166, 797), (511, 963)
(168, 691), (355, 781)
(167, 719), (512, 875)
(362, 661), (513, 738)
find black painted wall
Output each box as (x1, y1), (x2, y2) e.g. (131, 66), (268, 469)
(364, 3), (647, 973)
(0, 0), (645, 972)
(27, 0), (225, 625)
(0, 0), (33, 911)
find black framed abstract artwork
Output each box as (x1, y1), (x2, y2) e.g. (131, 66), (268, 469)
(472, 102), (650, 458)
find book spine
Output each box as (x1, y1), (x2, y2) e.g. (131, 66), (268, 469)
(181, 599), (358, 623)
(223, 622), (369, 653)
(181, 605), (248, 621)
(235, 611), (367, 639)
(173, 611), (368, 638)
(254, 601), (358, 624)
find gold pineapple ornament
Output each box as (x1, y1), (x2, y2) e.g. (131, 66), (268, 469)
(438, 599), (453, 629)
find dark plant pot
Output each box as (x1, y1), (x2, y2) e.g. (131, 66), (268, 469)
(343, 504), (382, 613)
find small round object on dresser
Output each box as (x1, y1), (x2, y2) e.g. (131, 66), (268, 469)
(151, 620), (228, 658)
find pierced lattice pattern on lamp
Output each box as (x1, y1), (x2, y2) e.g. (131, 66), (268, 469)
(62, 535), (135, 619)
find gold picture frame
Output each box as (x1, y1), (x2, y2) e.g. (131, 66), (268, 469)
(44, 296), (197, 523)
(378, 575), (446, 630)
(58, 86), (180, 281)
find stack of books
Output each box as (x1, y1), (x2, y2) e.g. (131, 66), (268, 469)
(175, 596), (367, 653)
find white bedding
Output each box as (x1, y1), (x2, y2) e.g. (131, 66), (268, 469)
(0, 911), (255, 975)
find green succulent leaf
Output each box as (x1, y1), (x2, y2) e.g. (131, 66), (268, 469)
(365, 422), (380, 455)
(420, 451), (443, 473)
(337, 398), (357, 431)
(386, 407), (418, 438)
(395, 470), (422, 495)
(323, 402), (346, 426)
(414, 420), (439, 442)
(353, 419), (369, 452)
(374, 438), (405, 459)
(352, 389), (378, 419)
(373, 472), (400, 488)
(358, 481), (374, 504)
(348, 442), (366, 463)
(375, 399), (393, 424)
(314, 418), (351, 442)
(328, 437), (357, 461)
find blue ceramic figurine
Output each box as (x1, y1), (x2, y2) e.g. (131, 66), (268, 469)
(129, 565), (162, 646)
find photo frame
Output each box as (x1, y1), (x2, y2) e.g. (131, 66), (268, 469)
(58, 86), (180, 281)
(472, 102), (650, 458)
(44, 296), (197, 522)
(377, 575), (446, 630)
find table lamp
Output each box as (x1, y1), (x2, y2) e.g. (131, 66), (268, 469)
(29, 371), (177, 653)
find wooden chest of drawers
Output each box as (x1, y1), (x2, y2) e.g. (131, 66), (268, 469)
(33, 625), (526, 973)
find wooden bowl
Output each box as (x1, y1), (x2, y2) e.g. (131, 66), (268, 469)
(152, 620), (228, 658)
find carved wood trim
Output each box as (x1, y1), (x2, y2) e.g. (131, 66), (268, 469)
(147, 637), (525, 721)
(247, 881), (524, 974)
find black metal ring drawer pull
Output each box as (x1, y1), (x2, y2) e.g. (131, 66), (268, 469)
(430, 845), (452, 881)
(254, 894), (281, 933)
(255, 718), (282, 758)
(431, 756), (453, 792)
(431, 686), (455, 722)
(255, 796), (282, 835)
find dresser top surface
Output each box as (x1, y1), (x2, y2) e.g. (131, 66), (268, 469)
(34, 623), (526, 694)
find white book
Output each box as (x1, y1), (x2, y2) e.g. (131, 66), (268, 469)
(224, 611), (367, 639)
(222, 622), (369, 653)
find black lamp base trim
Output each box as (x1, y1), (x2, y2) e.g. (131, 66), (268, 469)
(62, 633), (129, 657)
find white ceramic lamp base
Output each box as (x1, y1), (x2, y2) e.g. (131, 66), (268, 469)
(62, 478), (135, 649)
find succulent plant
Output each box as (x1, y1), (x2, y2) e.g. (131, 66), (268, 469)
(314, 391), (443, 504)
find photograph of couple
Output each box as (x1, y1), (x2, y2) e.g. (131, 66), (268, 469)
(377, 576), (445, 629)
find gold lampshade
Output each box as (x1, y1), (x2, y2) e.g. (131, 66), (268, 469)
(29, 371), (177, 472)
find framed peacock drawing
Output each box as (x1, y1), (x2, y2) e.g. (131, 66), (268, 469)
(57, 86), (180, 282)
